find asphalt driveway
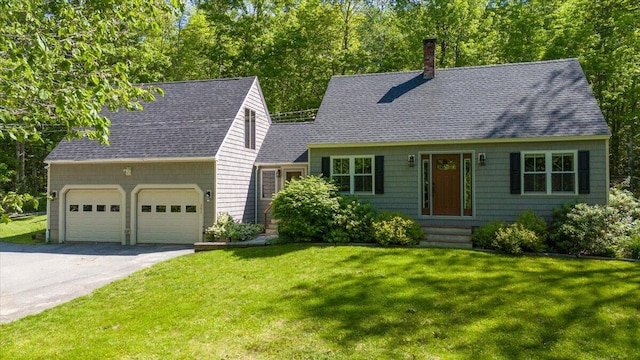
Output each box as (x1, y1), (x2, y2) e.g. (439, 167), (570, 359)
(0, 242), (192, 324)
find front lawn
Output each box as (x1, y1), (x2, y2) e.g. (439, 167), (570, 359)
(0, 215), (47, 244)
(1, 246), (638, 359)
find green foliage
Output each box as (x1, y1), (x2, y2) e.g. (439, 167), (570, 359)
(205, 212), (262, 242)
(1, 192), (38, 224)
(0, 0), (176, 143)
(493, 224), (545, 255)
(515, 210), (549, 242)
(472, 221), (508, 249)
(325, 197), (376, 243)
(372, 212), (424, 246)
(271, 175), (340, 242)
(626, 235), (640, 260)
(550, 188), (640, 258)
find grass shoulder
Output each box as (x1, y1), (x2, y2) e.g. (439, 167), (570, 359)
(0, 215), (47, 244)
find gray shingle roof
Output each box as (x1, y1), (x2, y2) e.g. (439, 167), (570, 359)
(309, 59), (610, 145)
(256, 122), (312, 164)
(46, 77), (257, 161)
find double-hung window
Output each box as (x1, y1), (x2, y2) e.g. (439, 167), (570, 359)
(331, 156), (374, 194)
(244, 108), (256, 149)
(261, 170), (278, 199)
(523, 151), (577, 194)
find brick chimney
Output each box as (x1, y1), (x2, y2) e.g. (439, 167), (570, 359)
(423, 38), (436, 79)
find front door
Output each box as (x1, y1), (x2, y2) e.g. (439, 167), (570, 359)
(431, 154), (461, 216)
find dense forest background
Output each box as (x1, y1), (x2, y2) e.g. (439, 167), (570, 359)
(1, 0), (639, 205)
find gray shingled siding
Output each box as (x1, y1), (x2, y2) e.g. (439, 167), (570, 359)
(48, 161), (215, 243)
(215, 80), (270, 223)
(310, 139), (608, 227)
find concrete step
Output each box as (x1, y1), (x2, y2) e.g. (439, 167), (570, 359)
(419, 241), (473, 249)
(422, 226), (472, 249)
(423, 226), (472, 236)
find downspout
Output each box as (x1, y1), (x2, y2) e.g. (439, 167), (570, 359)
(45, 163), (51, 243)
(254, 165), (259, 224)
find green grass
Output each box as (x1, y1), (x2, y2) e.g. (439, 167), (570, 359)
(0, 215), (47, 244)
(1, 246), (638, 359)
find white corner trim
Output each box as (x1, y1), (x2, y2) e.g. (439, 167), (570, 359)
(129, 184), (204, 245)
(58, 185), (126, 245)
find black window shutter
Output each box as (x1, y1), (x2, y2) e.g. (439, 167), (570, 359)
(321, 157), (330, 178)
(578, 151), (590, 194)
(375, 156), (384, 194)
(510, 152), (521, 194)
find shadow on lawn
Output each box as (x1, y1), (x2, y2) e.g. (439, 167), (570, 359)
(263, 248), (640, 357)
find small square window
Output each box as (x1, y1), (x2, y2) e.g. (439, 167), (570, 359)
(110, 205), (120, 212)
(141, 205), (152, 213)
(156, 205), (166, 213)
(185, 205), (196, 213)
(171, 205), (181, 213)
(69, 205), (79, 212)
(83, 205), (93, 212)
(96, 205), (106, 212)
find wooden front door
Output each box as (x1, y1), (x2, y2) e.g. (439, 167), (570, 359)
(432, 154), (461, 216)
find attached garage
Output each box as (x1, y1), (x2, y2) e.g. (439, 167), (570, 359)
(135, 188), (202, 244)
(64, 188), (125, 243)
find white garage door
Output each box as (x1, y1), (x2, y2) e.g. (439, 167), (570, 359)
(66, 190), (123, 242)
(137, 189), (201, 244)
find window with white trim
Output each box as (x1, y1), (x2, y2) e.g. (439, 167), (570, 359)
(331, 156), (374, 194)
(523, 151), (577, 194)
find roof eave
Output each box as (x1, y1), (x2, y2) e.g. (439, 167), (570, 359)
(45, 156), (217, 165)
(307, 134), (611, 149)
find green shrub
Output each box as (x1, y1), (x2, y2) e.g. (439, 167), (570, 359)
(515, 210), (548, 243)
(472, 221), (507, 249)
(626, 235), (640, 260)
(493, 224), (543, 254)
(372, 212), (424, 246)
(325, 197), (376, 243)
(206, 212), (263, 242)
(550, 188), (640, 258)
(271, 175), (340, 242)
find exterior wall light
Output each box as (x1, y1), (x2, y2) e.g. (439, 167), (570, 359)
(478, 153), (486, 166)
(205, 190), (212, 202)
(123, 167), (132, 176)
(408, 155), (416, 167)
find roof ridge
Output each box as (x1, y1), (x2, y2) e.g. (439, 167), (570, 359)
(136, 76), (256, 86)
(330, 58), (579, 79)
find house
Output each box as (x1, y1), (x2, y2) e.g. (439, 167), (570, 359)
(46, 39), (611, 245)
(45, 77), (271, 244)
(306, 39), (611, 232)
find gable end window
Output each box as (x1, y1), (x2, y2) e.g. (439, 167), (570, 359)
(521, 151), (578, 194)
(330, 156), (374, 194)
(244, 108), (256, 149)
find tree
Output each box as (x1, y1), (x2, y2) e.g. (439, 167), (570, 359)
(0, 0), (179, 144)
(0, 0), (179, 221)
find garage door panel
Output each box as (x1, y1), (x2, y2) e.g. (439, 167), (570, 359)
(137, 189), (200, 244)
(65, 190), (123, 243)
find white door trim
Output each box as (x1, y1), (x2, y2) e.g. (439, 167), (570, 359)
(130, 184), (204, 245)
(59, 185), (126, 244)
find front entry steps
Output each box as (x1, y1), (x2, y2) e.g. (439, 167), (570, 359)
(420, 226), (473, 249)
(264, 218), (278, 236)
